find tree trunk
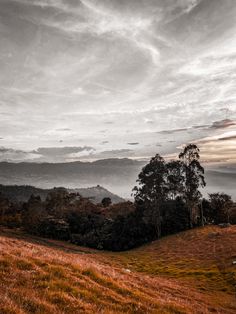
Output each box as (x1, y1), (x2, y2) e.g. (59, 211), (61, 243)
(200, 200), (204, 226)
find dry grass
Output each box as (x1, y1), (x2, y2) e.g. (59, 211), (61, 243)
(0, 226), (235, 313)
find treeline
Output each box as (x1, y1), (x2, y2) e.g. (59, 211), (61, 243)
(0, 189), (149, 251)
(0, 144), (235, 251)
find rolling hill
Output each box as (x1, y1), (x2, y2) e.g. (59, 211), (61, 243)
(0, 184), (124, 204)
(0, 225), (235, 313)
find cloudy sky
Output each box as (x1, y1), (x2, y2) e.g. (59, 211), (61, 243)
(0, 0), (236, 164)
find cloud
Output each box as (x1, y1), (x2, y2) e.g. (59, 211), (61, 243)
(72, 87), (86, 95)
(0, 146), (39, 162)
(157, 127), (190, 135)
(190, 128), (236, 164)
(218, 135), (236, 141)
(89, 149), (134, 159)
(0, 0), (236, 167)
(33, 146), (95, 157)
(144, 118), (154, 124)
(99, 130), (108, 133)
(192, 124), (210, 129)
(56, 128), (72, 131)
(210, 119), (235, 129)
(0, 147), (24, 154)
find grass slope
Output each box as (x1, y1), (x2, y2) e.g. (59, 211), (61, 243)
(0, 226), (235, 314)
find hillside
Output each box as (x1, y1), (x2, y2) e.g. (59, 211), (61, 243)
(0, 184), (124, 204)
(0, 226), (235, 313)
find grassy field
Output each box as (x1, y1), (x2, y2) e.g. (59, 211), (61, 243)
(0, 225), (235, 313)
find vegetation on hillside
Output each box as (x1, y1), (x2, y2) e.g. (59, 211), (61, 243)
(0, 184), (124, 204)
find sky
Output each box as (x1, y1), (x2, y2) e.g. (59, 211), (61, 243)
(0, 0), (236, 164)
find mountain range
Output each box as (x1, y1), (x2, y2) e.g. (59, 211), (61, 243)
(0, 158), (235, 200)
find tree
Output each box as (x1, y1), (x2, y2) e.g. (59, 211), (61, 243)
(166, 160), (184, 199)
(133, 154), (167, 237)
(0, 193), (21, 228)
(160, 198), (190, 235)
(101, 197), (112, 207)
(209, 193), (233, 224)
(22, 194), (46, 234)
(0, 193), (11, 224)
(179, 144), (205, 227)
(201, 198), (216, 224)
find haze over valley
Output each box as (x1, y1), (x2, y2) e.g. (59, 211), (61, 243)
(0, 159), (235, 200)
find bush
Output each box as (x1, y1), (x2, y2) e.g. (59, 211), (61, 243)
(71, 210), (156, 251)
(37, 216), (70, 240)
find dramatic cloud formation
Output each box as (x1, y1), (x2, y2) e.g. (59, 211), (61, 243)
(0, 0), (235, 164)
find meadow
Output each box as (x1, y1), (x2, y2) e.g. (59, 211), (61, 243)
(0, 225), (235, 314)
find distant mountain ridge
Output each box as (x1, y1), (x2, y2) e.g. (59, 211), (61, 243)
(0, 158), (145, 198)
(0, 184), (124, 204)
(0, 158), (235, 199)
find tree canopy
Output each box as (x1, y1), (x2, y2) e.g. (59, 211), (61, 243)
(133, 144), (206, 234)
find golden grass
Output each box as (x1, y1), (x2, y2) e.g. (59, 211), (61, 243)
(106, 226), (236, 292)
(0, 226), (235, 313)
